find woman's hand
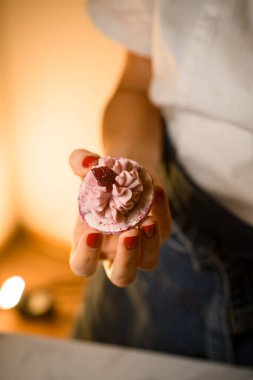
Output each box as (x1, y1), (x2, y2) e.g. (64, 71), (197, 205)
(69, 149), (171, 287)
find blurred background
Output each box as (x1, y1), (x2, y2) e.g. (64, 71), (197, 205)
(0, 0), (125, 337)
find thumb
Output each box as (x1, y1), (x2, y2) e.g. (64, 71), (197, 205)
(69, 149), (100, 177)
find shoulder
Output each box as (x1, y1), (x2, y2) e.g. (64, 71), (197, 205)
(86, 0), (154, 57)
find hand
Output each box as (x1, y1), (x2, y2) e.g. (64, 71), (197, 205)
(68, 149), (171, 287)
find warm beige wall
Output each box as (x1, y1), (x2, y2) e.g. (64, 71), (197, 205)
(0, 96), (17, 247)
(0, 2), (18, 247)
(1, 0), (125, 246)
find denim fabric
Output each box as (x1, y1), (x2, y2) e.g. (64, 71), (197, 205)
(73, 218), (253, 365)
(73, 132), (253, 366)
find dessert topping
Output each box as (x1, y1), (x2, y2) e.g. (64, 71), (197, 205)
(88, 157), (144, 222)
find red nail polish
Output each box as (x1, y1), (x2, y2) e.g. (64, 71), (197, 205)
(87, 233), (101, 248)
(82, 155), (98, 168)
(124, 236), (139, 250)
(154, 188), (165, 203)
(142, 224), (156, 238)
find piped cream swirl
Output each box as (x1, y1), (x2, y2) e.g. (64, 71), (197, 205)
(87, 157), (143, 222)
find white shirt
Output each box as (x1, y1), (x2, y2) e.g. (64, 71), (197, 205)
(87, 0), (253, 226)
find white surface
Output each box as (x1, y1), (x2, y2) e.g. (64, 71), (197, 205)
(0, 333), (252, 380)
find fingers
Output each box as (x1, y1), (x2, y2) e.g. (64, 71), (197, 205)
(103, 216), (160, 287)
(151, 185), (172, 243)
(70, 218), (161, 286)
(69, 172), (171, 285)
(104, 229), (140, 288)
(70, 227), (103, 277)
(138, 216), (160, 270)
(69, 149), (99, 177)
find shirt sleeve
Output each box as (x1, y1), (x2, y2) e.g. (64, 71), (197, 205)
(86, 0), (153, 57)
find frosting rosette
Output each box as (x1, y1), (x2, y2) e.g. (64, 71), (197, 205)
(78, 156), (154, 233)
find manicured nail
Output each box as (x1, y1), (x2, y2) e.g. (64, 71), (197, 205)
(86, 232), (101, 248)
(142, 224), (156, 238)
(154, 188), (165, 203)
(82, 155), (99, 168)
(124, 236), (139, 250)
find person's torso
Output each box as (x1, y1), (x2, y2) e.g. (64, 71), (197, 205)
(149, 0), (253, 225)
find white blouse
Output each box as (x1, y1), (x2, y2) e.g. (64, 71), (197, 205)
(87, 0), (253, 226)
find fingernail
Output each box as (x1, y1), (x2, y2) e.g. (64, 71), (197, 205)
(142, 224), (156, 238)
(154, 188), (165, 203)
(124, 235), (139, 250)
(87, 232), (101, 248)
(82, 155), (99, 168)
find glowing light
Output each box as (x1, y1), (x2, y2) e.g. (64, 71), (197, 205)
(0, 276), (26, 310)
